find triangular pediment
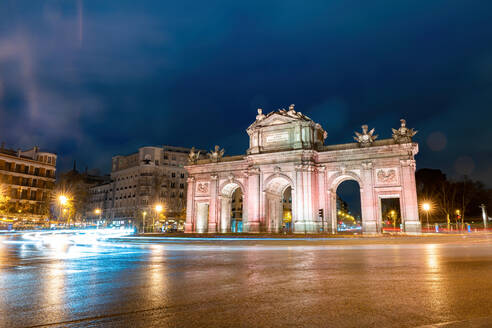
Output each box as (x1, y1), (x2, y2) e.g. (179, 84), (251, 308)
(261, 113), (298, 126)
(248, 110), (310, 131)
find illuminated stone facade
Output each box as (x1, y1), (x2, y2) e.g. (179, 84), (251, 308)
(185, 106), (420, 234)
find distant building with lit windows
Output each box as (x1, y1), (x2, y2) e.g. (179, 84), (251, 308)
(88, 145), (199, 229)
(0, 145), (56, 226)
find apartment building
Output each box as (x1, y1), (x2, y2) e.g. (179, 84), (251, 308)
(0, 145), (56, 224)
(88, 145), (196, 229)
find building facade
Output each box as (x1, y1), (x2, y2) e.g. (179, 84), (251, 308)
(185, 105), (421, 234)
(88, 145), (195, 229)
(0, 145), (57, 225)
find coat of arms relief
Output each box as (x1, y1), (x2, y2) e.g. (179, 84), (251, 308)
(376, 169), (398, 184)
(196, 182), (209, 193)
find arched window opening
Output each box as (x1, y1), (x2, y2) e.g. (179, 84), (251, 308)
(230, 188), (243, 232)
(282, 186), (292, 232)
(336, 180), (362, 234)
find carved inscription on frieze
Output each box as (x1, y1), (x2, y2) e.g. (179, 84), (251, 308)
(376, 168), (398, 184)
(196, 182), (209, 194)
(265, 132), (289, 143)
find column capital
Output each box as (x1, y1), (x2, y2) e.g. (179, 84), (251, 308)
(210, 173), (218, 180)
(400, 159), (416, 168)
(247, 167), (260, 176)
(187, 176), (195, 183)
(361, 161), (373, 170)
(295, 164), (315, 172)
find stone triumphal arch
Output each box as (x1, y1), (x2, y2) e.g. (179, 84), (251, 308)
(185, 105), (420, 234)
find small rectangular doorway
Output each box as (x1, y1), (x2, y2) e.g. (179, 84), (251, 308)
(380, 197), (402, 233)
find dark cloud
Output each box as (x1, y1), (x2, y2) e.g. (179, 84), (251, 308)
(0, 0), (491, 186)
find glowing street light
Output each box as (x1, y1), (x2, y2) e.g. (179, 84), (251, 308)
(422, 203), (431, 231)
(153, 204), (163, 232)
(390, 210), (396, 228)
(94, 208), (102, 228)
(142, 211), (147, 233)
(58, 195), (68, 206)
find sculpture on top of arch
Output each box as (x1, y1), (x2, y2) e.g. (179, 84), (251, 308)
(185, 105), (420, 234)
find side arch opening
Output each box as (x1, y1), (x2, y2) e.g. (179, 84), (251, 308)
(332, 178), (362, 234)
(264, 176), (294, 233)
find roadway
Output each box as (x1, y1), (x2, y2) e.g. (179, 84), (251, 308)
(0, 232), (491, 327)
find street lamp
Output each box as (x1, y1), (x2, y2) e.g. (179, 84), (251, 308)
(142, 211), (147, 233)
(58, 195), (69, 227)
(422, 203), (431, 232)
(94, 208), (101, 228)
(154, 204), (163, 232)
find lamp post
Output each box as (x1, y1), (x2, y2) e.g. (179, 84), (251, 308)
(94, 208), (101, 229)
(58, 195), (68, 227)
(455, 209), (461, 231)
(142, 211), (147, 233)
(154, 204), (163, 232)
(422, 203), (430, 232)
(480, 204), (487, 230)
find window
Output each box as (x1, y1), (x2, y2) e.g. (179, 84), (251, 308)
(155, 160), (159, 165)
(171, 172), (176, 178)
(171, 182), (175, 188)
(179, 183), (184, 189)
(163, 154), (168, 160)
(179, 192), (184, 198)
(172, 155), (176, 160)
(180, 173), (185, 178)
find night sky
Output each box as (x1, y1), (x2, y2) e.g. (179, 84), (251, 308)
(1, 1), (491, 188)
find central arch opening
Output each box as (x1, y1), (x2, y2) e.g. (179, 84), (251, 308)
(265, 176), (293, 233)
(335, 180), (362, 234)
(219, 182), (246, 233)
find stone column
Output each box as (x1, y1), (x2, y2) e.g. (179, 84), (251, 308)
(220, 196), (232, 233)
(185, 176), (195, 233)
(303, 165), (317, 233)
(317, 166), (327, 232)
(196, 202), (209, 233)
(246, 167), (261, 232)
(328, 190), (337, 234)
(294, 164), (318, 233)
(400, 159), (421, 233)
(292, 165), (305, 233)
(360, 162), (378, 234)
(208, 174), (218, 233)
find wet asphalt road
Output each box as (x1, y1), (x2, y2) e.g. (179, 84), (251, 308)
(0, 233), (491, 328)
